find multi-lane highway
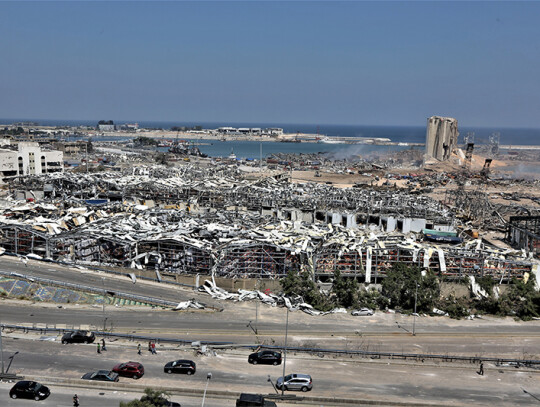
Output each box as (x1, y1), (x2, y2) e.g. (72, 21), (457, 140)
(1, 256), (540, 406)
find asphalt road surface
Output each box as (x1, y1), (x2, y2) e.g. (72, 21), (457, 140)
(0, 335), (539, 406)
(0, 381), (239, 407)
(1, 256), (540, 406)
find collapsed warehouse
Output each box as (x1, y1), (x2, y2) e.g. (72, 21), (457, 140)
(0, 166), (537, 282)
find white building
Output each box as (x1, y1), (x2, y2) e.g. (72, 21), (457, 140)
(0, 142), (63, 177)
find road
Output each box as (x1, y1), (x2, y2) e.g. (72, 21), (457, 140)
(0, 382), (238, 407)
(1, 256), (540, 406)
(0, 335), (539, 406)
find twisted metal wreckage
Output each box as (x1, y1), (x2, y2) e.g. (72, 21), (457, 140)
(0, 167), (537, 285)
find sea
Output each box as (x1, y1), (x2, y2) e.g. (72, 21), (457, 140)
(2, 119), (540, 160)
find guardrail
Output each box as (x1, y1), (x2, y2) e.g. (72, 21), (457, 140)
(0, 323), (233, 346)
(2, 323), (539, 368)
(259, 344), (540, 368)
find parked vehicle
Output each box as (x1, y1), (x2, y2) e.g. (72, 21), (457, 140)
(82, 370), (119, 382)
(140, 394), (180, 407)
(276, 373), (313, 392)
(351, 308), (374, 316)
(9, 381), (50, 400)
(164, 359), (196, 375)
(112, 361), (145, 379)
(248, 350), (282, 365)
(236, 393), (277, 407)
(61, 330), (96, 344)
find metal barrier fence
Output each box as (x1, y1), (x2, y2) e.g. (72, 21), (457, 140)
(1, 323), (539, 368)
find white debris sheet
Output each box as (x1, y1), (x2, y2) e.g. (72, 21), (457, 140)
(200, 279), (348, 316)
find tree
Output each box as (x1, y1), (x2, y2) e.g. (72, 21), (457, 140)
(120, 388), (173, 407)
(331, 270), (358, 308)
(381, 263), (440, 312)
(280, 269), (335, 311)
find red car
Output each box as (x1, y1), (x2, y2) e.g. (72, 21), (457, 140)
(112, 361), (144, 379)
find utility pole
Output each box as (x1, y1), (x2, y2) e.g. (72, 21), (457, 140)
(201, 372), (212, 407)
(281, 307), (289, 396)
(102, 277), (107, 331)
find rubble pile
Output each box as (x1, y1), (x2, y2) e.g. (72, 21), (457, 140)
(0, 165), (537, 282)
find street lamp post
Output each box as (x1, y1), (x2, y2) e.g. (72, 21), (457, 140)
(102, 277), (107, 332)
(0, 324), (4, 375)
(281, 307), (289, 396)
(413, 282), (418, 336)
(6, 351), (19, 374)
(201, 372), (212, 407)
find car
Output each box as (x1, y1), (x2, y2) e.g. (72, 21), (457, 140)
(140, 394), (180, 407)
(61, 330), (96, 344)
(112, 361), (145, 379)
(351, 308), (374, 316)
(248, 350), (282, 365)
(276, 373), (313, 392)
(9, 381), (50, 400)
(236, 393), (277, 407)
(82, 370), (119, 382)
(164, 359), (196, 375)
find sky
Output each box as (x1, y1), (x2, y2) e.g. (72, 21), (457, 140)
(1, 1), (540, 128)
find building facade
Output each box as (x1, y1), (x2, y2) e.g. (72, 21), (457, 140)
(0, 142), (63, 177)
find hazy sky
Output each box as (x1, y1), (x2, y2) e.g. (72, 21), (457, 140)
(1, 1), (540, 128)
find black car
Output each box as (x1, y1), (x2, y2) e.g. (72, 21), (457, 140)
(10, 381), (50, 400)
(248, 350), (282, 365)
(236, 393), (277, 407)
(61, 330), (95, 344)
(141, 394), (181, 407)
(82, 370), (119, 382)
(164, 359), (196, 375)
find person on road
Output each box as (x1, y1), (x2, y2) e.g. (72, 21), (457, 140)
(97, 342), (101, 354)
(478, 362), (484, 376)
(151, 341), (156, 354)
(148, 341), (152, 353)
(73, 394), (80, 407)
(101, 338), (107, 351)
(137, 343), (142, 355)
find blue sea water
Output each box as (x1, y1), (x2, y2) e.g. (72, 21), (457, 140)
(2, 118), (539, 146)
(158, 140), (417, 160)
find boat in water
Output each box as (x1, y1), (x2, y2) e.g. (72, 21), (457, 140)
(228, 148), (237, 160)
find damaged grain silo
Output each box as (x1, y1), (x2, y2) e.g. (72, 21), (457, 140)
(425, 116), (459, 162)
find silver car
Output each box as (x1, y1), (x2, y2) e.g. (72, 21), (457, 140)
(276, 373), (312, 392)
(351, 308), (374, 316)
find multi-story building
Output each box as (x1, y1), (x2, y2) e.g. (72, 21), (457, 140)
(0, 142), (63, 177)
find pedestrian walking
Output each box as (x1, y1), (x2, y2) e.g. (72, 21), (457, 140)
(97, 342), (101, 354)
(101, 338), (107, 351)
(478, 362), (484, 376)
(137, 343), (142, 355)
(73, 394), (80, 407)
(151, 342), (156, 354)
(148, 341), (152, 353)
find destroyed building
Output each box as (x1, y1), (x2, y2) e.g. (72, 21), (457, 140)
(425, 116), (459, 161)
(0, 167), (537, 283)
(507, 216), (540, 256)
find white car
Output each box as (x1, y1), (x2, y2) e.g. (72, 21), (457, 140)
(351, 308), (374, 316)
